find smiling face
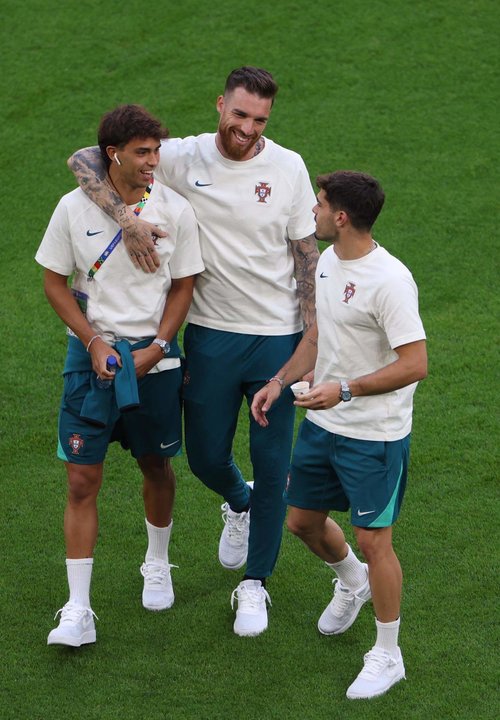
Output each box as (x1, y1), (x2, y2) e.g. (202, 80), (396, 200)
(215, 87), (272, 161)
(108, 137), (160, 200)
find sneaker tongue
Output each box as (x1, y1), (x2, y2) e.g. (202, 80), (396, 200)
(243, 579), (262, 589)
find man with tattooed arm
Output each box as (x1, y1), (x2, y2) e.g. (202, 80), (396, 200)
(68, 66), (319, 636)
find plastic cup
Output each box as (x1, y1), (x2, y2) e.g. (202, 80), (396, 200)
(291, 381), (310, 398)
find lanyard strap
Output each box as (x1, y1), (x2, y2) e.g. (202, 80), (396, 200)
(87, 179), (154, 279)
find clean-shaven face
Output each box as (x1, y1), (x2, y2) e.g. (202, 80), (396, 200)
(216, 87), (272, 161)
(113, 137), (160, 190)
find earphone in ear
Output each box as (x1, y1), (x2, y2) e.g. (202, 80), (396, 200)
(114, 154), (122, 166)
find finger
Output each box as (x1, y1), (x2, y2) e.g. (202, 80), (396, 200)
(137, 254), (152, 273)
(128, 251), (142, 269)
(151, 227), (167, 239)
(147, 247), (161, 268)
(141, 253), (158, 272)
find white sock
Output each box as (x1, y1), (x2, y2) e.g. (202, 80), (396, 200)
(66, 558), (93, 608)
(374, 617), (400, 655)
(145, 519), (172, 564)
(326, 545), (366, 589)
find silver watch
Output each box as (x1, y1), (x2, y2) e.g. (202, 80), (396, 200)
(152, 338), (170, 357)
(339, 379), (352, 402)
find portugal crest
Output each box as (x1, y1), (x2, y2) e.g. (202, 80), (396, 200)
(69, 433), (85, 455)
(255, 181), (271, 203)
(342, 282), (356, 304)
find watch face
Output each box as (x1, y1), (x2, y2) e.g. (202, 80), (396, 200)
(154, 339), (170, 356)
(340, 381), (352, 401)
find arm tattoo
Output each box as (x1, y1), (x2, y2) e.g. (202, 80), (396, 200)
(68, 146), (128, 225)
(290, 233), (320, 332)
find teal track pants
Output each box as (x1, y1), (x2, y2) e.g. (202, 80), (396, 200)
(183, 324), (301, 579)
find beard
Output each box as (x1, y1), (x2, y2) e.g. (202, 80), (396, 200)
(217, 123), (259, 160)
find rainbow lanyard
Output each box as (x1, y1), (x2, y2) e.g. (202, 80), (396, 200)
(87, 178), (154, 279)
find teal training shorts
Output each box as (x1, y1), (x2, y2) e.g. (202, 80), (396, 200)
(57, 368), (182, 464)
(285, 418), (410, 528)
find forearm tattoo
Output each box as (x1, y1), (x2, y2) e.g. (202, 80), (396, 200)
(291, 234), (320, 331)
(69, 147), (127, 225)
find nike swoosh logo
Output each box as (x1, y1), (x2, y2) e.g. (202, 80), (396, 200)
(357, 510), (376, 516)
(86, 230), (104, 236)
(320, 272), (328, 278)
(195, 181), (212, 187)
(160, 440), (180, 449)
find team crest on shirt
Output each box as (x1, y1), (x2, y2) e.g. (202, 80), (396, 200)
(69, 433), (85, 455)
(342, 282), (356, 304)
(255, 182), (272, 203)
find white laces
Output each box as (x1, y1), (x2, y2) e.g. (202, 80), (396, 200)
(221, 503), (249, 543)
(54, 602), (98, 622)
(359, 649), (395, 679)
(231, 582), (271, 610)
(141, 562), (178, 587)
(330, 578), (359, 617)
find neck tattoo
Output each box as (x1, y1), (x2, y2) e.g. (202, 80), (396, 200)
(253, 138), (265, 157)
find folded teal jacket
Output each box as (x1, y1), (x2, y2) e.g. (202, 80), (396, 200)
(63, 334), (180, 427)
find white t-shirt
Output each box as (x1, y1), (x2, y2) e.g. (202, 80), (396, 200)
(154, 134), (317, 335)
(307, 243), (426, 441)
(35, 182), (204, 370)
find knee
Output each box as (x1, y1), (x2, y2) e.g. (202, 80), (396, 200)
(67, 466), (101, 504)
(186, 446), (224, 480)
(287, 510), (313, 541)
(355, 527), (393, 564)
(139, 456), (173, 485)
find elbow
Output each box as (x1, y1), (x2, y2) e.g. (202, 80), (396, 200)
(415, 359), (428, 382)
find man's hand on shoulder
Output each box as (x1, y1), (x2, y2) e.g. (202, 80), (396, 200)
(122, 217), (166, 273)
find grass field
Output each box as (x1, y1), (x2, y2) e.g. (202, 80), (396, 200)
(1, 1), (498, 718)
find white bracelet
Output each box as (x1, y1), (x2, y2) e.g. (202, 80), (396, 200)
(268, 376), (284, 393)
(86, 334), (102, 352)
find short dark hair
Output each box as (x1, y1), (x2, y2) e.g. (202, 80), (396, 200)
(97, 104), (169, 167)
(316, 171), (385, 231)
(224, 66), (278, 103)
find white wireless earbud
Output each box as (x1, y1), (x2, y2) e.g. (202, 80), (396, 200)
(114, 154), (122, 166)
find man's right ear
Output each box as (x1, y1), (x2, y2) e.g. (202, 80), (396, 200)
(106, 146), (121, 165)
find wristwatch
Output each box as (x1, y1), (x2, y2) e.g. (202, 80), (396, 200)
(339, 380), (352, 402)
(152, 338), (171, 357)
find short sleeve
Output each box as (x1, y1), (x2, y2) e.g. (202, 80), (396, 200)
(35, 198), (75, 276)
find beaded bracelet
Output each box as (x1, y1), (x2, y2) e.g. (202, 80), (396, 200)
(86, 334), (102, 352)
(268, 376), (284, 393)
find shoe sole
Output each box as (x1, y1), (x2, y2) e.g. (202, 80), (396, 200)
(219, 556), (247, 570)
(47, 630), (96, 647)
(234, 624), (268, 637)
(346, 671), (406, 699)
(142, 600), (174, 611)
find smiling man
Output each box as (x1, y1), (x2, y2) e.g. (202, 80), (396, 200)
(36, 105), (204, 647)
(67, 67), (320, 636)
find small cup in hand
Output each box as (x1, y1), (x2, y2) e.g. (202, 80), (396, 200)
(291, 381), (310, 398)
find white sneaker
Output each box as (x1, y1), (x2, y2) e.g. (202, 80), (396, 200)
(218, 491), (251, 570)
(47, 602), (97, 647)
(318, 564), (371, 635)
(141, 561), (177, 611)
(231, 579), (271, 637)
(346, 646), (406, 699)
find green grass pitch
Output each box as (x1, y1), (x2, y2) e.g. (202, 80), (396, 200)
(0, 1), (498, 718)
